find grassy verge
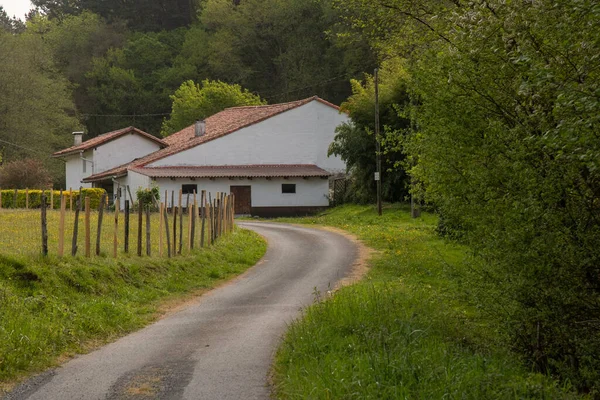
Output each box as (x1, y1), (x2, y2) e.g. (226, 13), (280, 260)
(0, 227), (266, 389)
(272, 204), (581, 399)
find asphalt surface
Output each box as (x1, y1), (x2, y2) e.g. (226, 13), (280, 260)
(4, 222), (357, 400)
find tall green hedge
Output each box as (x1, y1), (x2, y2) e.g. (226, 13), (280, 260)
(0, 188), (106, 210)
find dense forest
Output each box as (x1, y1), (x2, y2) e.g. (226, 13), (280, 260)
(1, 0), (599, 395)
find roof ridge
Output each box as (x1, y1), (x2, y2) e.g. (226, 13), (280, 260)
(224, 96), (316, 111)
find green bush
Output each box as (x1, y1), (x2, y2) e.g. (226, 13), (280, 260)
(0, 188), (106, 210)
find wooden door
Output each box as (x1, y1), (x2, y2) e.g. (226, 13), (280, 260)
(230, 186), (251, 214)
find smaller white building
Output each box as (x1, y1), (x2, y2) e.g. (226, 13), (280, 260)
(53, 96), (349, 216)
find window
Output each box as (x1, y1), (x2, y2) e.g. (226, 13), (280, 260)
(182, 184), (198, 194)
(282, 183), (296, 194)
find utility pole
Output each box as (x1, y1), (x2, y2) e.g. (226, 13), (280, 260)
(374, 68), (382, 216)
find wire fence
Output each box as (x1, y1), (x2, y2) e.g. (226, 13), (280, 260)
(0, 190), (234, 259)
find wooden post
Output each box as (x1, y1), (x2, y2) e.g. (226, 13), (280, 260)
(50, 189), (54, 210)
(137, 199), (143, 256)
(25, 188), (29, 209)
(159, 202), (164, 257)
(173, 203), (178, 255)
(58, 191), (66, 257)
(178, 190), (183, 255)
(187, 193), (192, 252)
(96, 193), (106, 256)
(127, 185), (134, 205)
(200, 190), (206, 248)
(207, 193), (212, 244)
(171, 191), (174, 214)
(164, 203), (171, 258)
(41, 193), (48, 256)
(191, 192), (197, 250)
(72, 189), (82, 256)
(85, 197), (91, 257)
(146, 205), (151, 256)
(124, 200), (130, 253)
(165, 190), (168, 212)
(114, 198), (119, 258)
(69, 188), (73, 211)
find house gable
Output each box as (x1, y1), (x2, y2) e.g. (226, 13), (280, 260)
(147, 100), (347, 172)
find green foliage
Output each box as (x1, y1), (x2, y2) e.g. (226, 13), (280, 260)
(0, 159), (52, 189)
(334, 0), (600, 393)
(161, 80), (265, 136)
(273, 205), (578, 399)
(0, 188), (105, 209)
(329, 59), (411, 203)
(135, 185), (160, 208)
(0, 29), (81, 187)
(200, 0), (377, 105)
(0, 228), (266, 382)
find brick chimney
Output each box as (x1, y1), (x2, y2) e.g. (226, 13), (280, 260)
(73, 131), (84, 146)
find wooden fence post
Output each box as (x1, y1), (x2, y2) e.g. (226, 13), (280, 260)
(69, 188), (73, 211)
(187, 193), (192, 252)
(85, 197), (91, 257)
(137, 199), (143, 257)
(58, 191), (66, 257)
(200, 190), (206, 248)
(71, 189), (82, 256)
(164, 203), (171, 258)
(159, 202), (164, 257)
(146, 205), (151, 256)
(178, 190), (183, 255)
(114, 198), (119, 258)
(124, 200), (130, 253)
(41, 193), (48, 256)
(50, 188), (54, 210)
(173, 196), (178, 255)
(96, 193), (106, 256)
(191, 191), (197, 250)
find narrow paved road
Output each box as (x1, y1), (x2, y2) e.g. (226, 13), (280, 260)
(5, 222), (357, 400)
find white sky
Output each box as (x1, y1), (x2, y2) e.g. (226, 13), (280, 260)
(0, 0), (32, 19)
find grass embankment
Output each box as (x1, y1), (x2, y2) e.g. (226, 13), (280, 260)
(0, 226), (266, 389)
(272, 205), (579, 399)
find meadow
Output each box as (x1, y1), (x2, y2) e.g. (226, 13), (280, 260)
(0, 209), (266, 390)
(0, 207), (209, 258)
(272, 205), (582, 399)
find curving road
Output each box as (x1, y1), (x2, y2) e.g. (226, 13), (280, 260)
(4, 222), (357, 400)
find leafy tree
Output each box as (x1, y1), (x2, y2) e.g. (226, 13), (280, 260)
(0, 30), (80, 187)
(329, 59), (411, 203)
(200, 0), (376, 105)
(161, 80), (265, 135)
(336, 0), (600, 392)
(32, 0), (198, 31)
(0, 159), (52, 189)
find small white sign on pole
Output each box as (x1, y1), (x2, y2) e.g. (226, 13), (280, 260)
(374, 172), (380, 181)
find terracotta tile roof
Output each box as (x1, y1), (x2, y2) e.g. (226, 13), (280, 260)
(136, 96), (340, 167)
(79, 96), (340, 183)
(81, 162), (132, 183)
(52, 127), (167, 157)
(129, 164), (331, 179)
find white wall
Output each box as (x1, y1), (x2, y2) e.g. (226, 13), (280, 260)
(65, 151), (93, 190)
(122, 177), (331, 209)
(148, 101), (348, 173)
(93, 133), (162, 174)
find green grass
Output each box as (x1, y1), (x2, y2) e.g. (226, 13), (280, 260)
(0, 226), (266, 388)
(272, 204), (581, 399)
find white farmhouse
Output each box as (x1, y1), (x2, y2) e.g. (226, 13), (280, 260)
(52, 96), (348, 216)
